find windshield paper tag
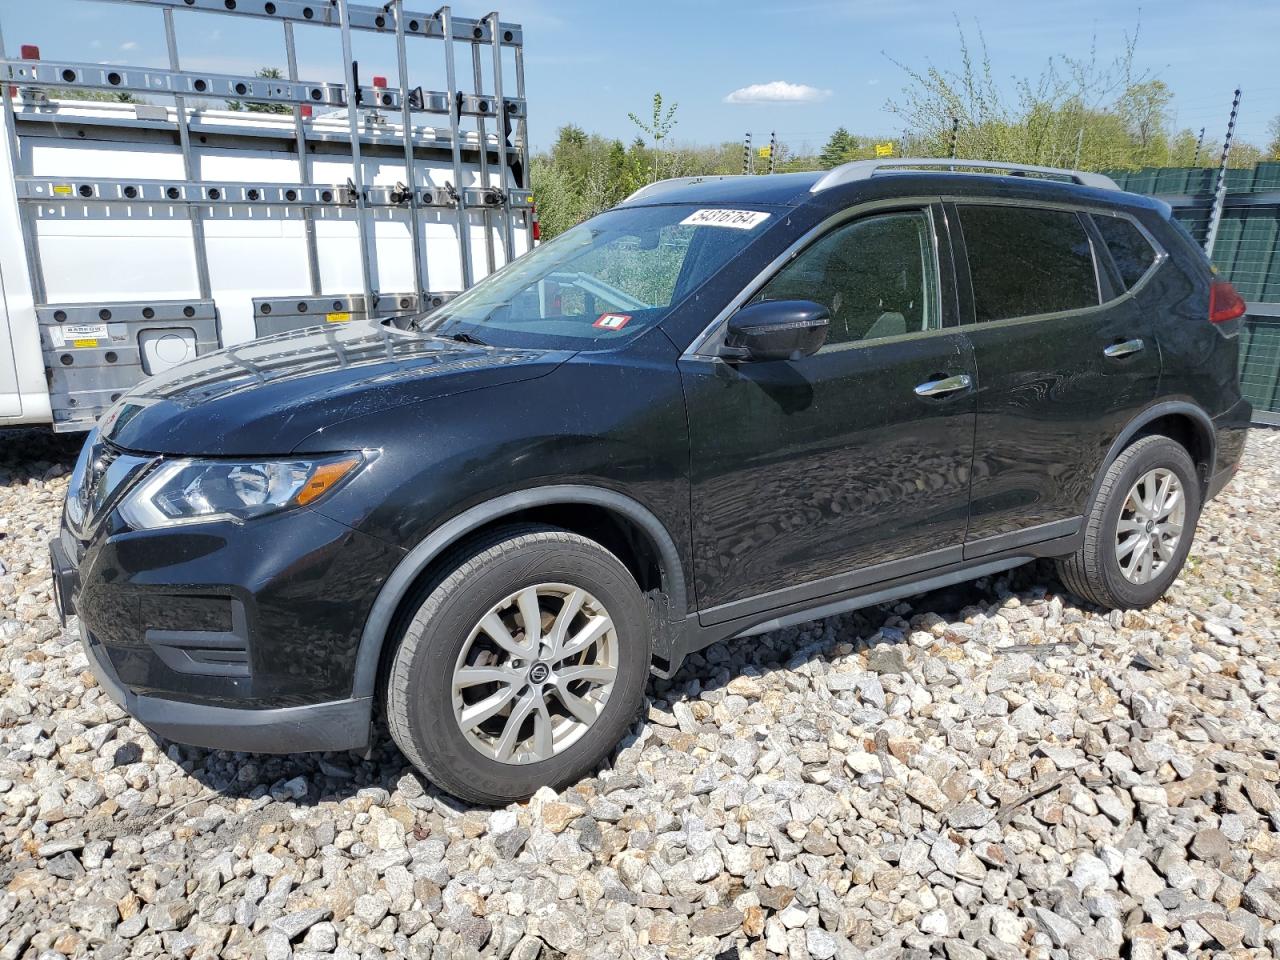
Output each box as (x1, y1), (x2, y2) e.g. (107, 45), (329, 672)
(680, 208), (770, 230)
(594, 313), (631, 330)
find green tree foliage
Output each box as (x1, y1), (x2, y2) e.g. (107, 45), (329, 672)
(884, 19), (1258, 171)
(531, 126), (645, 237)
(628, 92), (678, 147)
(819, 128), (858, 169)
(47, 89), (138, 104)
(627, 92), (680, 181)
(532, 24), (1267, 240)
(1268, 116), (1280, 160)
(227, 68), (292, 114)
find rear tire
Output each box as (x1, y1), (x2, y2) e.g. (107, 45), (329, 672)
(385, 527), (651, 805)
(1056, 434), (1201, 610)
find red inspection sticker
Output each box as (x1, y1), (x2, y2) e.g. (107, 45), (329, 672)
(593, 313), (631, 330)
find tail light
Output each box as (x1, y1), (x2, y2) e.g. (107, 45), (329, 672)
(531, 202), (540, 242)
(1209, 278), (1246, 324)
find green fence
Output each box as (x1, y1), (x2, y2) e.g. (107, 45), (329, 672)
(1108, 163), (1280, 423)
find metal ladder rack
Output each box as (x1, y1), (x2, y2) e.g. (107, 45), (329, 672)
(0, 0), (532, 430)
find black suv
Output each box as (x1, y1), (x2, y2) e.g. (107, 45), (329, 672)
(52, 159), (1251, 804)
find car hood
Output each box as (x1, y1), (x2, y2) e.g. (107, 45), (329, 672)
(101, 319), (570, 455)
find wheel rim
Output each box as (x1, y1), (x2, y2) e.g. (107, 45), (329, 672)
(451, 583), (618, 765)
(1115, 467), (1186, 584)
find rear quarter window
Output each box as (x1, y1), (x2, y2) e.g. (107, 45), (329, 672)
(958, 205), (1100, 322)
(1093, 214), (1158, 289)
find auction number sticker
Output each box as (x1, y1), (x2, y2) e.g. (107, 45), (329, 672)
(680, 208), (771, 230)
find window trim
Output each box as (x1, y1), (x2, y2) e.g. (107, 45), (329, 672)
(944, 196), (1168, 329)
(757, 208), (944, 354)
(1089, 208), (1168, 296)
(685, 196), (948, 358)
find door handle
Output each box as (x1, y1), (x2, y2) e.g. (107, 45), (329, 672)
(914, 373), (972, 398)
(1103, 338), (1145, 359)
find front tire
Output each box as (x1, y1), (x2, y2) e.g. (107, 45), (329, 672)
(385, 527), (651, 805)
(1056, 434), (1201, 610)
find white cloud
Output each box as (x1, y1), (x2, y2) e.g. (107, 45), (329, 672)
(120, 41), (138, 51)
(723, 81), (832, 105)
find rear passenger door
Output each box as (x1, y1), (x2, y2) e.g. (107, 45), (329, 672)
(952, 202), (1162, 556)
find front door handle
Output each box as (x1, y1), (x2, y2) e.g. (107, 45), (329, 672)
(914, 373), (972, 398)
(1104, 338), (1145, 359)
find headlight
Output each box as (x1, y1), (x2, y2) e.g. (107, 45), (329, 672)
(118, 453), (363, 530)
(64, 431), (96, 531)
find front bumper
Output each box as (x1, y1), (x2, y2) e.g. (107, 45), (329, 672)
(77, 616), (372, 753)
(51, 503), (398, 754)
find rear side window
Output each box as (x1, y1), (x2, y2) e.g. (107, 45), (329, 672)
(1093, 214), (1157, 289)
(959, 205), (1100, 322)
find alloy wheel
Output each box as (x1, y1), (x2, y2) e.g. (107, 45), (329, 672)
(450, 583), (618, 764)
(1115, 467), (1186, 584)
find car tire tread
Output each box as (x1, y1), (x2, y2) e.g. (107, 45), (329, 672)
(1055, 434), (1200, 610)
(384, 526), (650, 805)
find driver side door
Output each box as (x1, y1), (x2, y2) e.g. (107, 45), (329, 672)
(678, 203), (978, 622)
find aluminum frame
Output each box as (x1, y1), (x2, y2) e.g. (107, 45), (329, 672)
(811, 158), (1122, 193)
(0, 0), (529, 430)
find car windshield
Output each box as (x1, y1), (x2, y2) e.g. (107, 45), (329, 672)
(415, 203), (776, 349)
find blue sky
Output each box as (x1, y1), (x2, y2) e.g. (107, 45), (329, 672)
(4, 0), (1278, 155)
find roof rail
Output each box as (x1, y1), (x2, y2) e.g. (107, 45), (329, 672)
(811, 158), (1120, 193)
(624, 175), (748, 204)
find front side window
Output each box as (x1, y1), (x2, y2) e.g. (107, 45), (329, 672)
(751, 210), (940, 346)
(417, 204), (775, 349)
(959, 205), (1100, 322)
(1093, 214), (1158, 289)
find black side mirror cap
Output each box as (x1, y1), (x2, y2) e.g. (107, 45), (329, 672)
(722, 299), (830, 362)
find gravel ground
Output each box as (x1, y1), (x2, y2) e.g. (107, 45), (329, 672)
(1, 426), (1279, 960)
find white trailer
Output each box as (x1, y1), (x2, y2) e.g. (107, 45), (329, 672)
(0, 0), (533, 431)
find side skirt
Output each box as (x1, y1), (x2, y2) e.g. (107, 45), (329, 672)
(733, 555), (1028, 639)
(650, 525), (1081, 679)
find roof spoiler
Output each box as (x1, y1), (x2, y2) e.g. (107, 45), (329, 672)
(810, 158), (1121, 193)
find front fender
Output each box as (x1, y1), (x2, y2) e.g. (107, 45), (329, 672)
(346, 483), (689, 701)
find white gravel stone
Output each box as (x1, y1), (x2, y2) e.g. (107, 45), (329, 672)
(2, 428), (1279, 958)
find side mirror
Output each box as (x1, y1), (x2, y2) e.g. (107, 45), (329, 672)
(722, 299), (830, 362)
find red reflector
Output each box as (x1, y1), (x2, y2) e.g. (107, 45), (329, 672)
(1209, 279), (1247, 324)
(372, 75), (388, 89)
(300, 104), (313, 119)
(20, 44), (40, 60)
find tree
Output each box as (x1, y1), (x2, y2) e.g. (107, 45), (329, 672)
(628, 92), (678, 148)
(1269, 115), (1280, 160)
(227, 68), (292, 114)
(48, 88), (138, 105)
(627, 93), (679, 181)
(882, 16), (1216, 170)
(1117, 80), (1172, 166)
(819, 128), (858, 169)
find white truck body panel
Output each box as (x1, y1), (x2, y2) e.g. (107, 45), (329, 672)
(0, 0), (529, 432)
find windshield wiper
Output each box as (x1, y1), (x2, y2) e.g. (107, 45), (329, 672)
(440, 330), (488, 346)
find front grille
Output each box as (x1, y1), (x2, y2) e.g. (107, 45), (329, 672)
(67, 435), (154, 538)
